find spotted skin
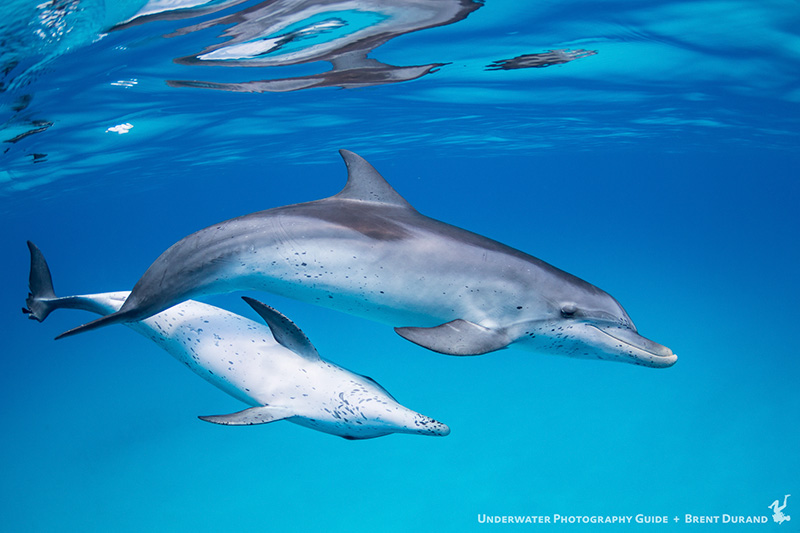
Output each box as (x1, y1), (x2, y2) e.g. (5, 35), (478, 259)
(25, 243), (448, 439)
(54, 150), (675, 368)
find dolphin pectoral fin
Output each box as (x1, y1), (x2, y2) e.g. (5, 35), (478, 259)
(395, 320), (512, 356)
(198, 406), (292, 426)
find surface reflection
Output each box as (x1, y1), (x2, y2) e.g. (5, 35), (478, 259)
(117, 0), (482, 92)
(487, 49), (597, 70)
(1, 92), (52, 154)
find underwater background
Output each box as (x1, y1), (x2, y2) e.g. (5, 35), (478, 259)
(1, 0), (798, 531)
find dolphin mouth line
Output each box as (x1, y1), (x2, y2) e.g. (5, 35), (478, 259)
(587, 325), (675, 359)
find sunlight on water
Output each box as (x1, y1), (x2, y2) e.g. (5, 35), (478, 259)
(0, 0), (795, 200)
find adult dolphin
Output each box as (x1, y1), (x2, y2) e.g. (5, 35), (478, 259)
(25, 242), (448, 439)
(56, 150), (676, 368)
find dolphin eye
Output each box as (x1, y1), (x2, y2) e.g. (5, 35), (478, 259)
(561, 303), (578, 318)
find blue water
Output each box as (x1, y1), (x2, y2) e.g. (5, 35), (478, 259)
(2, 1), (799, 531)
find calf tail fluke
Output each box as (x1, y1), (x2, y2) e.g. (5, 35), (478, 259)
(25, 240), (132, 337)
(24, 241), (58, 322)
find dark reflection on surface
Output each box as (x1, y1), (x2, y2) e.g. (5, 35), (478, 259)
(1, 0), (77, 149)
(118, 0), (482, 92)
(487, 49), (597, 70)
(3, 120), (53, 144)
(167, 54), (445, 92)
(1, 90), (53, 147)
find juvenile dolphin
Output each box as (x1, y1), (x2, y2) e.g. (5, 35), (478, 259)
(25, 242), (449, 439)
(56, 150), (676, 368)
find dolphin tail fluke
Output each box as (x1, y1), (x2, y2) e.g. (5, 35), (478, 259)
(26, 241), (142, 339)
(25, 241), (127, 324)
(198, 405), (292, 426)
(24, 241), (58, 322)
(54, 312), (131, 340)
(395, 319), (512, 355)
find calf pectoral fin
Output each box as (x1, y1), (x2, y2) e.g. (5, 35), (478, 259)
(395, 319), (511, 356)
(198, 406), (291, 426)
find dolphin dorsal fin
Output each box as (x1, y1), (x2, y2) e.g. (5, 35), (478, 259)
(333, 149), (414, 209)
(242, 297), (320, 361)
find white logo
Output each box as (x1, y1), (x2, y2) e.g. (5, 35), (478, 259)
(768, 494), (791, 525)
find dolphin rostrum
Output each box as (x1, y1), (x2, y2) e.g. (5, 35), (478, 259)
(55, 150), (676, 367)
(25, 242), (449, 439)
